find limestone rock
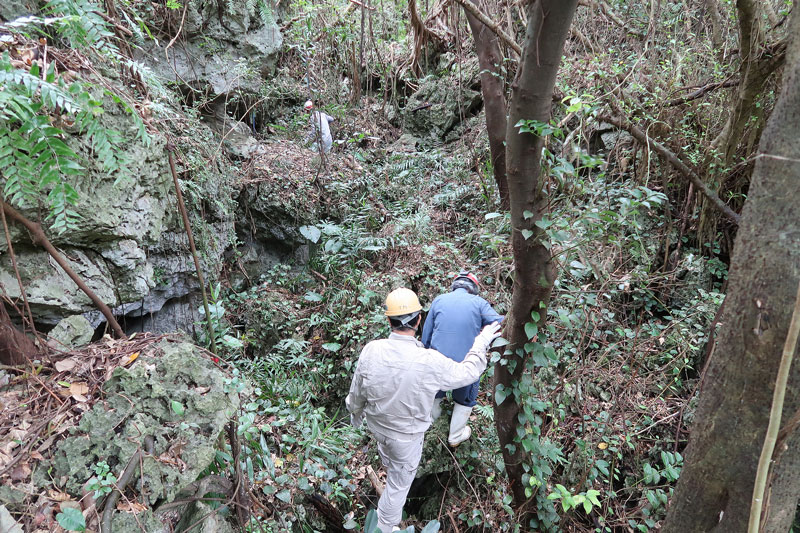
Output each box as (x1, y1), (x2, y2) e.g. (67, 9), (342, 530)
(402, 57), (482, 141)
(48, 315), (95, 349)
(40, 340), (240, 503)
(0, 92), (234, 332)
(138, 2), (282, 97)
(175, 501), (235, 533)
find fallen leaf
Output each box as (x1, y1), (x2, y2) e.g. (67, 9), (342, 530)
(69, 383), (88, 397)
(54, 359), (77, 372)
(59, 501), (81, 512)
(123, 352), (139, 366)
(47, 489), (72, 502)
(116, 501), (146, 514)
(597, 442), (608, 450)
(72, 394), (87, 403)
(30, 450), (44, 461)
(194, 386), (210, 394)
(10, 463), (31, 482)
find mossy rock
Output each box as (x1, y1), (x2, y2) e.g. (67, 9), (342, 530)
(37, 340), (239, 506)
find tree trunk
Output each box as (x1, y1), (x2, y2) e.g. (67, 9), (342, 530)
(0, 302), (39, 365)
(710, 0), (785, 166)
(463, 0), (510, 210)
(663, 10), (800, 533)
(492, 0), (578, 523)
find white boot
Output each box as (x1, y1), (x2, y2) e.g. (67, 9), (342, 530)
(448, 404), (473, 447)
(431, 397), (443, 421)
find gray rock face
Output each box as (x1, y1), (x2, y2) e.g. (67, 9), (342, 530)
(138, 3), (282, 97)
(0, 92), (234, 333)
(48, 315), (95, 349)
(401, 56), (483, 141)
(0, 0), (37, 21)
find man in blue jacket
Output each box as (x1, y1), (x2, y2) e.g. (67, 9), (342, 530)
(421, 271), (504, 446)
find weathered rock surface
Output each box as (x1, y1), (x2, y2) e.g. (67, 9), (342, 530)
(0, 90), (234, 332)
(36, 340), (239, 527)
(400, 56), (482, 141)
(139, 2), (282, 97)
(48, 315), (95, 349)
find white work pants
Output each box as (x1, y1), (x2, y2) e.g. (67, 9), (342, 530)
(375, 433), (424, 533)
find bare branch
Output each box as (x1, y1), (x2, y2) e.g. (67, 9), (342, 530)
(452, 0), (521, 55)
(598, 114), (741, 225)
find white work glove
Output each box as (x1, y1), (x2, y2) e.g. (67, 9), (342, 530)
(350, 412), (364, 429)
(473, 322), (502, 354)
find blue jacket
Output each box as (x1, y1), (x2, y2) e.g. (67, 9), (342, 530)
(421, 288), (503, 362)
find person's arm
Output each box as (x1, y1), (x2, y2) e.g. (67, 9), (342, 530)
(325, 113), (335, 124)
(433, 322), (501, 390)
(421, 303), (435, 348)
(480, 299), (504, 325)
(345, 360), (367, 428)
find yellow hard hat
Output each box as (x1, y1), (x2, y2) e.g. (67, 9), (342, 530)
(384, 288), (422, 317)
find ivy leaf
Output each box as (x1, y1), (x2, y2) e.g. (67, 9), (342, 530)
(494, 384), (508, 406)
(524, 322), (538, 340)
(56, 508), (86, 531)
(521, 229), (534, 240)
(321, 342), (341, 352)
(523, 210), (534, 220)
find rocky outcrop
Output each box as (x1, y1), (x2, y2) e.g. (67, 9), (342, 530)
(35, 340), (240, 530)
(0, 91), (234, 333)
(399, 55), (483, 142)
(140, 2), (282, 97)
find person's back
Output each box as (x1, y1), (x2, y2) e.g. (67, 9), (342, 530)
(421, 272), (503, 447)
(423, 288), (501, 362)
(308, 110), (334, 153)
(346, 287), (500, 533)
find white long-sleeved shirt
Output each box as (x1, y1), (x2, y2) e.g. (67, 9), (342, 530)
(345, 332), (487, 441)
(306, 111), (334, 153)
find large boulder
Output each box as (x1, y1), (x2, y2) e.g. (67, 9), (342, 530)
(400, 55), (482, 142)
(37, 340), (240, 512)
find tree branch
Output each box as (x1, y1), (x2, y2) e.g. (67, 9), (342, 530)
(578, 0), (645, 38)
(666, 78), (740, 107)
(0, 200), (127, 338)
(452, 0), (521, 55)
(598, 114), (741, 225)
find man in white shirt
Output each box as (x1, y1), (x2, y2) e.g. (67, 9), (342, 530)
(304, 100), (334, 153)
(346, 287), (501, 533)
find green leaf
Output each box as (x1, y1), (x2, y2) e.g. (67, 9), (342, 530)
(299, 225), (321, 243)
(521, 229), (533, 240)
(276, 489), (291, 503)
(56, 508), (86, 531)
(304, 291), (323, 302)
(485, 212), (502, 220)
(171, 400), (185, 416)
(322, 342), (341, 352)
(494, 384), (508, 406)
(524, 322), (538, 340)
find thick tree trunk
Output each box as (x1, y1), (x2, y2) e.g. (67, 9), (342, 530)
(463, 0), (510, 210)
(0, 302), (38, 365)
(492, 0), (577, 523)
(663, 10), (800, 533)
